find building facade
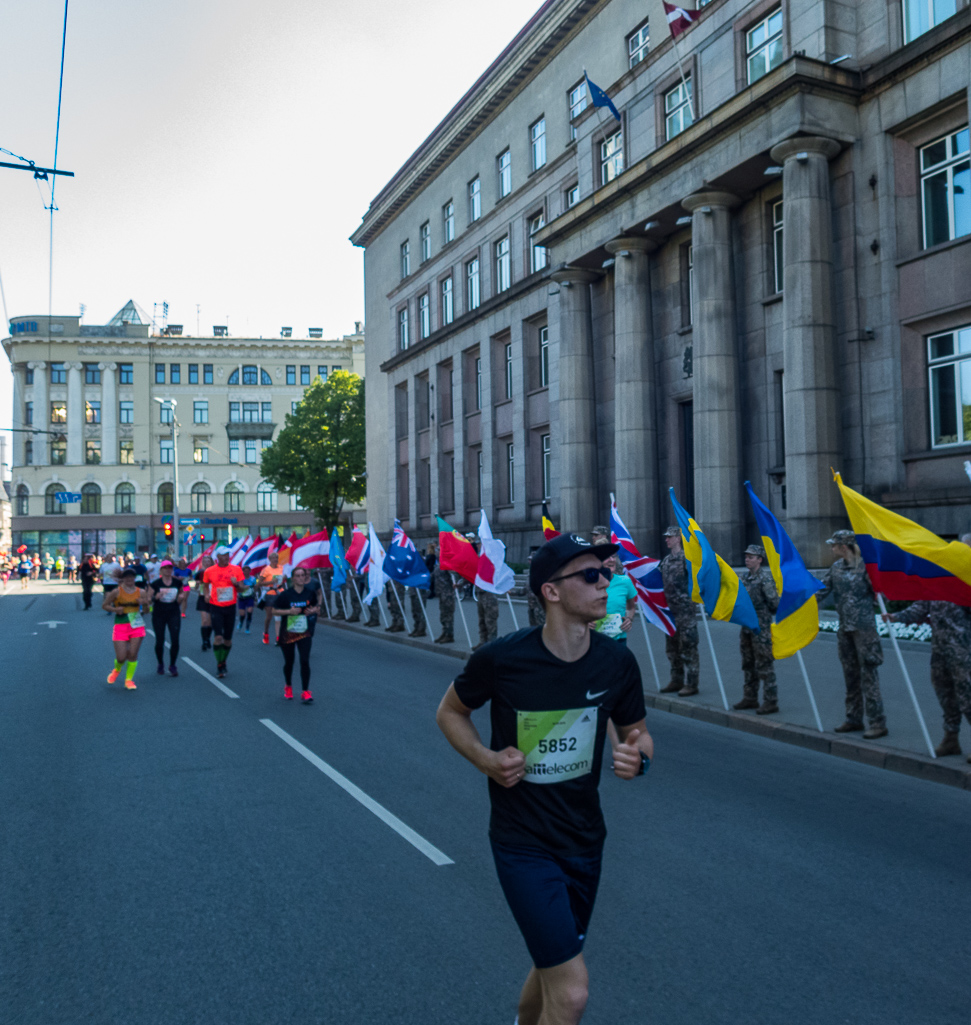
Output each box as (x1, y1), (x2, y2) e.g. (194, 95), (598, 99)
(352, 0), (971, 565)
(4, 303), (365, 557)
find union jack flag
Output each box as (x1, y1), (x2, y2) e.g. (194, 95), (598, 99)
(392, 519), (416, 551)
(610, 499), (676, 636)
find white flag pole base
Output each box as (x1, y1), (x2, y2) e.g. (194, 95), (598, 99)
(637, 607), (662, 692)
(795, 648), (824, 733)
(451, 572), (474, 649)
(876, 592), (936, 759)
(505, 591), (519, 630)
(699, 605), (729, 711)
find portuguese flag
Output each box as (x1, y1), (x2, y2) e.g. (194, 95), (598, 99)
(542, 501), (560, 541)
(437, 515), (479, 583)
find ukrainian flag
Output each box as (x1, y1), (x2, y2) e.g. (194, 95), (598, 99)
(834, 472), (971, 604)
(668, 488), (759, 631)
(744, 482), (823, 659)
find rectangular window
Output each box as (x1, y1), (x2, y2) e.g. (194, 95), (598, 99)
(262, 401), (273, 422)
(85, 400), (101, 424)
(504, 342), (513, 399)
(25, 367), (34, 384)
(498, 150), (512, 198)
(541, 433), (551, 499)
(230, 401), (241, 422)
(85, 439), (101, 465)
(772, 200), (784, 293)
(84, 363), (101, 384)
(469, 177), (481, 222)
(921, 126), (970, 249)
(120, 440), (134, 464)
(170, 364), (181, 384)
(318, 365), (328, 381)
(119, 400), (134, 424)
(506, 442), (515, 504)
(257, 487), (277, 512)
(466, 258), (480, 310)
(746, 8), (784, 84)
(420, 221), (431, 262)
(194, 400), (209, 424)
(25, 401), (33, 425)
(50, 362), (67, 384)
(188, 363), (199, 384)
(398, 307), (410, 351)
(569, 80), (588, 141)
(686, 244), (694, 326)
(400, 240), (411, 279)
(242, 365), (258, 385)
(475, 357), (482, 411)
(245, 439), (257, 464)
(419, 293), (430, 340)
(286, 365), (296, 385)
(529, 213), (547, 273)
(903, 0), (957, 44)
(243, 402), (260, 422)
(539, 325), (550, 387)
(25, 438), (32, 464)
(441, 276), (454, 325)
(229, 439), (239, 462)
(566, 183), (580, 208)
(495, 236), (511, 293)
(160, 438), (174, 463)
(160, 403), (174, 425)
(155, 364), (166, 384)
(300, 365), (311, 386)
(443, 200), (455, 243)
(115, 486), (134, 515)
(665, 77), (693, 140)
(51, 440), (66, 464)
(530, 118), (546, 171)
(628, 19), (650, 68)
(203, 364), (213, 384)
(332, 365), (341, 374)
(119, 362), (133, 384)
(291, 400), (299, 415)
(601, 130), (624, 185)
(928, 324), (971, 447)
(194, 443), (209, 464)
(51, 402), (66, 424)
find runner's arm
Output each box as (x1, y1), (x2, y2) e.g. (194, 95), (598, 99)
(613, 718), (654, 779)
(436, 684), (525, 787)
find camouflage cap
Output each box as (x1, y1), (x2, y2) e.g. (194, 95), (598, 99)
(591, 525), (610, 540)
(744, 544), (766, 558)
(663, 526), (681, 537)
(826, 529), (856, 545)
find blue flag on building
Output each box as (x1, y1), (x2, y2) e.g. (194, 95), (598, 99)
(584, 72), (621, 122)
(329, 528), (349, 593)
(383, 519), (431, 588)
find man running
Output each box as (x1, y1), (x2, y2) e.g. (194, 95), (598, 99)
(258, 551), (285, 644)
(150, 560), (188, 676)
(436, 533), (653, 1025)
(202, 546), (245, 678)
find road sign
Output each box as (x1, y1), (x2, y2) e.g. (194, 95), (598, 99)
(180, 518), (200, 526)
(54, 492), (82, 503)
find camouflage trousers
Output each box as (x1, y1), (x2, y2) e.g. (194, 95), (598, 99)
(365, 589), (381, 626)
(740, 627), (776, 702)
(385, 581), (406, 629)
(526, 590), (546, 628)
(410, 588), (428, 634)
(930, 644), (971, 734)
(345, 578), (362, 622)
(478, 591), (499, 644)
(838, 629), (886, 728)
(438, 587), (456, 640)
(665, 615), (699, 689)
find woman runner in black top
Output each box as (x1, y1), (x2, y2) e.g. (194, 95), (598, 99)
(150, 560), (189, 675)
(194, 555), (214, 650)
(272, 566), (321, 704)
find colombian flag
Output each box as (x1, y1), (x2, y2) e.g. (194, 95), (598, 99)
(834, 472), (971, 605)
(436, 515), (478, 583)
(669, 488), (759, 631)
(745, 482), (823, 658)
(541, 501), (560, 540)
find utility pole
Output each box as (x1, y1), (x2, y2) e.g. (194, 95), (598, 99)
(153, 398), (180, 559)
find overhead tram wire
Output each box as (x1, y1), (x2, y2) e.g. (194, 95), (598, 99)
(48, 0), (71, 327)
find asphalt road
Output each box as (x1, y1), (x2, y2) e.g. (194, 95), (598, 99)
(2, 582), (970, 1025)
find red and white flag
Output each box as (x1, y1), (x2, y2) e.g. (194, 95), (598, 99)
(287, 529), (331, 575)
(475, 510), (516, 595)
(663, 2), (696, 39)
(187, 541), (217, 572)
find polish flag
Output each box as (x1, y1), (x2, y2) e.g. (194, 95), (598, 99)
(287, 529), (331, 575)
(663, 2), (696, 38)
(229, 535), (252, 565)
(475, 510), (516, 595)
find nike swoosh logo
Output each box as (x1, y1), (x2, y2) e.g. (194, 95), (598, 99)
(586, 689), (608, 700)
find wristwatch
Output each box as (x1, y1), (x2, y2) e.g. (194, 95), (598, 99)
(636, 753), (651, 776)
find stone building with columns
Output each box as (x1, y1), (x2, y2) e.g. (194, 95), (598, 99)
(353, 0), (971, 565)
(3, 304), (365, 556)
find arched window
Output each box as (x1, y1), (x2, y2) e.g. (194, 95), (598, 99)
(227, 365), (271, 386)
(242, 365), (258, 385)
(81, 483), (102, 515)
(256, 481), (278, 512)
(191, 482), (211, 513)
(115, 482), (135, 514)
(15, 484), (28, 516)
(157, 482), (174, 514)
(228, 368), (239, 385)
(224, 481), (243, 513)
(45, 484), (66, 515)
(261, 368), (272, 385)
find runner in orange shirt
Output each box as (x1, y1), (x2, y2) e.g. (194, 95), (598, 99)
(202, 546), (245, 678)
(258, 551), (285, 645)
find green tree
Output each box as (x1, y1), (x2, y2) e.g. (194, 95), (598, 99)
(260, 371), (365, 529)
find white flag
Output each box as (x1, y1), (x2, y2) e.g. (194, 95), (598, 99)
(364, 522), (389, 605)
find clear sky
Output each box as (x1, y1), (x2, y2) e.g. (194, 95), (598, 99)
(0, 0), (540, 445)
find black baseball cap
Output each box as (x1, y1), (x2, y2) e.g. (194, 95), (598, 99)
(529, 533), (619, 597)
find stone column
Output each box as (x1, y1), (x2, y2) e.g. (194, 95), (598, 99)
(67, 362), (84, 465)
(28, 362), (48, 466)
(606, 237), (659, 548)
(99, 362), (118, 466)
(770, 136), (843, 566)
(550, 267), (600, 533)
(11, 365), (24, 466)
(681, 191), (742, 558)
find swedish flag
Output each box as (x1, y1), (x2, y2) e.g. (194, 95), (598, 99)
(745, 482), (823, 658)
(668, 488), (759, 631)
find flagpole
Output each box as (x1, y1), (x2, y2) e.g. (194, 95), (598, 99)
(876, 593), (936, 759)
(795, 649), (824, 733)
(699, 605), (729, 711)
(350, 575), (368, 624)
(391, 582), (412, 633)
(415, 587), (429, 635)
(637, 608), (662, 691)
(338, 586), (350, 619)
(505, 591), (520, 630)
(451, 572), (474, 649)
(315, 571), (331, 619)
(375, 586), (390, 628)
(668, 28), (696, 123)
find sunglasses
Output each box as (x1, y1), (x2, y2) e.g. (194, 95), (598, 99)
(549, 565), (613, 585)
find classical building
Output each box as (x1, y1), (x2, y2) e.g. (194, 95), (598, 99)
(352, 0), (971, 565)
(4, 302), (365, 556)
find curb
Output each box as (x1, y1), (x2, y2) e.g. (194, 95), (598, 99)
(320, 618), (470, 661)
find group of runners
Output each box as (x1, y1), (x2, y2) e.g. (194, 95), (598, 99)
(0, 551), (81, 586)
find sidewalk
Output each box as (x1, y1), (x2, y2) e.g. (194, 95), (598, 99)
(321, 588), (971, 792)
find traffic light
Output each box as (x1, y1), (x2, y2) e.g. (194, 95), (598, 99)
(163, 522), (173, 540)
(199, 533), (205, 544)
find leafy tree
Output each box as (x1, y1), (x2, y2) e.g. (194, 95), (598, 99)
(260, 371), (365, 530)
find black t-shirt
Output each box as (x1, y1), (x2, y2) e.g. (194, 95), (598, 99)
(128, 563), (148, 586)
(273, 587), (319, 640)
(150, 578), (183, 614)
(453, 627), (645, 856)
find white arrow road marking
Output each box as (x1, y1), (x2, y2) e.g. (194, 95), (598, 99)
(37, 620), (67, 629)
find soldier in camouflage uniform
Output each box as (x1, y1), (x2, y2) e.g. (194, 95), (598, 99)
(658, 526), (700, 696)
(345, 571), (362, 622)
(816, 529), (887, 738)
(733, 544), (781, 714)
(409, 585), (428, 637)
(433, 561), (457, 643)
(318, 567), (336, 619)
(475, 588), (499, 649)
(362, 570), (381, 627)
(384, 579), (406, 632)
(886, 600), (971, 757)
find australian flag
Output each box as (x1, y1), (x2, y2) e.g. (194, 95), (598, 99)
(383, 519), (431, 588)
(610, 499), (676, 636)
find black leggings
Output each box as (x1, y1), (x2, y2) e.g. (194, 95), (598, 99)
(281, 636), (313, 688)
(153, 611), (181, 666)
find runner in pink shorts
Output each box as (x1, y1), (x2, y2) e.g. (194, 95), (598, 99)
(102, 567), (148, 689)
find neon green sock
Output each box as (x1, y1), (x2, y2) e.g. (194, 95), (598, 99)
(125, 660), (138, 681)
(114, 659), (124, 672)
(213, 645), (224, 663)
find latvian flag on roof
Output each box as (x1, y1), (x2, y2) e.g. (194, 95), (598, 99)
(663, 2), (696, 39)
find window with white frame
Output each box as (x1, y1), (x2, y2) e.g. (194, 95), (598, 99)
(420, 222), (431, 263)
(50, 362), (68, 384)
(541, 433), (551, 499)
(257, 481), (278, 511)
(921, 126), (970, 249)
(928, 324), (971, 447)
(539, 325), (550, 387)
(245, 439), (257, 463)
(665, 77), (693, 140)
(443, 200), (455, 243)
(529, 213), (547, 273)
(400, 240), (410, 279)
(466, 258), (480, 310)
(194, 400), (208, 424)
(120, 440), (134, 464)
(495, 236), (511, 293)
(469, 177), (481, 222)
(566, 183), (580, 208)
(262, 401), (273, 423)
(398, 307), (410, 351)
(746, 8), (783, 84)
(191, 482), (210, 512)
(601, 130), (624, 185)
(903, 0), (957, 44)
(229, 439), (239, 462)
(230, 401), (241, 422)
(569, 80), (588, 140)
(530, 118), (546, 171)
(300, 365), (311, 385)
(503, 342), (513, 399)
(115, 482), (135, 515)
(498, 150), (512, 198)
(85, 400), (101, 424)
(628, 19), (649, 68)
(159, 403), (173, 424)
(441, 276), (454, 325)
(224, 482), (243, 512)
(506, 442), (515, 503)
(419, 293), (430, 340)
(242, 401), (260, 422)
(193, 442), (208, 464)
(160, 438), (174, 463)
(290, 494), (305, 511)
(772, 200), (784, 293)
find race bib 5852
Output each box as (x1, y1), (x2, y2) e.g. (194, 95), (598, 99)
(517, 707), (597, 784)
